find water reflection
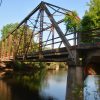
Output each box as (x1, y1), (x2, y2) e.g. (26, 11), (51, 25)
(84, 75), (100, 100)
(0, 71), (100, 100)
(40, 70), (67, 100)
(0, 80), (11, 100)
(0, 70), (67, 100)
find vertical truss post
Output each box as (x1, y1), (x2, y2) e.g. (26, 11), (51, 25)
(51, 25), (54, 49)
(13, 30), (19, 59)
(23, 21), (27, 60)
(3, 40), (5, 60)
(3, 39), (7, 60)
(8, 35), (12, 59)
(74, 32), (76, 45)
(7, 36), (10, 60)
(1, 41), (4, 60)
(5, 39), (7, 59)
(16, 28), (24, 58)
(9, 34), (13, 59)
(77, 32), (81, 46)
(13, 31), (17, 58)
(39, 4), (44, 59)
(74, 28), (77, 46)
(12, 34), (17, 60)
(0, 44), (1, 59)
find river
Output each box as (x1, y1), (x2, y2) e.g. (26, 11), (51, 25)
(0, 70), (100, 100)
(84, 75), (100, 100)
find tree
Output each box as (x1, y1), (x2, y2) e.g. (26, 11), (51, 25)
(81, 0), (100, 43)
(64, 11), (80, 32)
(64, 11), (80, 45)
(81, 15), (95, 31)
(1, 23), (18, 38)
(81, 0), (100, 30)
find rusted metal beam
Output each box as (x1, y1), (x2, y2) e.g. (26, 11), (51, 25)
(38, 19), (64, 33)
(44, 4), (75, 64)
(44, 1), (72, 12)
(52, 26), (54, 49)
(39, 5), (44, 59)
(25, 10), (41, 56)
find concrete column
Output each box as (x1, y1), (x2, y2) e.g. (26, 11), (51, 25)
(76, 66), (83, 100)
(66, 65), (76, 100)
(76, 66), (83, 86)
(66, 65), (83, 100)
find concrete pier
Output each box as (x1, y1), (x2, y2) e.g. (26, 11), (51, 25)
(66, 65), (83, 100)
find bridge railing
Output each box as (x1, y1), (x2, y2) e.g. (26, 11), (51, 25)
(78, 28), (100, 48)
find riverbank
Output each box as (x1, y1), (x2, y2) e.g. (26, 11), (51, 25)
(0, 61), (67, 79)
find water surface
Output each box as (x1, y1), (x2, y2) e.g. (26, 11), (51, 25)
(0, 70), (99, 100)
(84, 75), (100, 100)
(0, 70), (67, 100)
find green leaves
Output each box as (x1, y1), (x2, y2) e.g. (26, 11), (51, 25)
(82, 0), (100, 30)
(81, 15), (95, 31)
(64, 11), (80, 32)
(1, 23), (18, 39)
(80, 0), (100, 43)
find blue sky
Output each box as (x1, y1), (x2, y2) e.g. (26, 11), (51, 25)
(0, 0), (90, 36)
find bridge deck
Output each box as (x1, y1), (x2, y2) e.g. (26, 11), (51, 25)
(1, 44), (100, 62)
(16, 47), (69, 62)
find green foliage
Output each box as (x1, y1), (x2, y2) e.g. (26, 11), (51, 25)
(14, 69), (46, 91)
(64, 11), (80, 32)
(81, 0), (100, 43)
(81, 15), (95, 31)
(1, 22), (40, 55)
(81, 0), (100, 30)
(1, 23), (18, 38)
(14, 61), (25, 70)
(32, 62), (46, 69)
(59, 62), (66, 68)
(64, 0), (100, 43)
(73, 85), (83, 100)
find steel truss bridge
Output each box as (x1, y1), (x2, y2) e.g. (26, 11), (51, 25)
(0, 1), (100, 66)
(0, 2), (100, 99)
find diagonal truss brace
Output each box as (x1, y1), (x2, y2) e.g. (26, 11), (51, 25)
(43, 3), (75, 64)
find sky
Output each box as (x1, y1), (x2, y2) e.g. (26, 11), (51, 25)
(0, 0), (90, 37)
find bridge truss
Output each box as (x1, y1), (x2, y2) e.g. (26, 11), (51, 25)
(0, 2), (78, 64)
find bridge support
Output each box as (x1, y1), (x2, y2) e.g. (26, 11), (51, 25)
(66, 65), (83, 100)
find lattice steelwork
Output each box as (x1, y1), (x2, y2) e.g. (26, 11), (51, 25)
(0, 2), (78, 64)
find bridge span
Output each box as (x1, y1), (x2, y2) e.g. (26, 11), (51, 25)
(0, 1), (100, 99)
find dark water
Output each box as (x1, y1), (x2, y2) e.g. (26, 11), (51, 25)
(0, 70), (67, 100)
(0, 70), (100, 100)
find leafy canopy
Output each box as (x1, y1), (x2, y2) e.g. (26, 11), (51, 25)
(80, 0), (100, 43)
(64, 11), (80, 32)
(81, 0), (100, 31)
(1, 23), (18, 38)
(64, 0), (100, 43)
